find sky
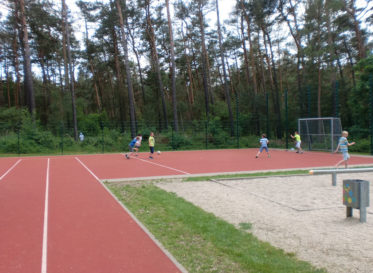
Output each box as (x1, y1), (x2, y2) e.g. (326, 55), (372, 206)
(0, 0), (371, 61)
(64, 0), (372, 47)
(64, 0), (236, 41)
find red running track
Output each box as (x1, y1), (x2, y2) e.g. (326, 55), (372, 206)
(0, 158), (46, 273)
(76, 149), (373, 180)
(1, 149), (373, 273)
(0, 156), (183, 273)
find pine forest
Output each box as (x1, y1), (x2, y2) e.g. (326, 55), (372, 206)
(0, 0), (372, 154)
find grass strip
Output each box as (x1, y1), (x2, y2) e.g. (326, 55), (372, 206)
(108, 183), (326, 273)
(183, 170), (309, 181)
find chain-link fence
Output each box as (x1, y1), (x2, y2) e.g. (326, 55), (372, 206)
(1, 70), (372, 156)
(0, 117), (292, 155)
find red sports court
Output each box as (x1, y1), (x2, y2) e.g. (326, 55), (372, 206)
(1, 149), (372, 272)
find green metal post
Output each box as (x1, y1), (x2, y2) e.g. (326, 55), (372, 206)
(266, 92), (269, 138)
(17, 128), (20, 156)
(205, 120), (208, 150)
(171, 125), (174, 150)
(60, 122), (64, 155)
(100, 121), (104, 154)
(335, 81), (339, 117)
(285, 89), (289, 150)
(307, 85), (311, 117)
(370, 74), (373, 155)
(236, 92), (239, 148)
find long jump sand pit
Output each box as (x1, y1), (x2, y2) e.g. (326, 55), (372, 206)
(157, 173), (373, 273)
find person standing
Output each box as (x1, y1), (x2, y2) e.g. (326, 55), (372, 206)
(148, 132), (155, 159)
(290, 131), (303, 154)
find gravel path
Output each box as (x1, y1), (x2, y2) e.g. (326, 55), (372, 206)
(157, 173), (373, 273)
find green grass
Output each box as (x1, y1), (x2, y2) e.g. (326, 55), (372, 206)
(108, 183), (326, 273)
(183, 170), (309, 181)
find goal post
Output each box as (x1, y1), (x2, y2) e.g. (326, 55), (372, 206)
(298, 117), (342, 152)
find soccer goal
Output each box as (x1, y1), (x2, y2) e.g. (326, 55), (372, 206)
(298, 117), (342, 152)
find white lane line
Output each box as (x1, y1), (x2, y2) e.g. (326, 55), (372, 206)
(132, 156), (191, 175)
(0, 159), (22, 181)
(75, 157), (100, 182)
(41, 158), (50, 273)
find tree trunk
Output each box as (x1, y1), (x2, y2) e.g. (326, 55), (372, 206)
(343, 39), (356, 88)
(216, 0), (234, 136)
(84, 19), (102, 111)
(240, 0), (258, 95)
(39, 57), (49, 125)
(344, 0), (366, 60)
(12, 19), (20, 107)
(198, 0), (210, 120)
(62, 0), (78, 141)
(112, 25), (127, 125)
(240, 15), (251, 86)
(127, 26), (146, 105)
(279, 0), (305, 116)
(89, 62), (102, 111)
(145, 0), (168, 129)
(325, 0), (338, 95)
(61, 2), (69, 92)
(5, 60), (11, 107)
(166, 0), (178, 131)
(264, 29), (282, 138)
(181, 22), (194, 106)
(17, 0), (35, 116)
(116, 0), (136, 138)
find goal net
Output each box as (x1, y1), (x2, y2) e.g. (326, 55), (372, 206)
(298, 117), (342, 152)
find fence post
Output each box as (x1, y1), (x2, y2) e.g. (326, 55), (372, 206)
(266, 92), (269, 138)
(285, 89), (289, 150)
(205, 120), (208, 150)
(370, 73), (373, 155)
(100, 120), (104, 154)
(17, 125), (20, 156)
(60, 122), (64, 155)
(171, 124), (175, 150)
(236, 92), (239, 149)
(307, 85), (311, 117)
(334, 80), (339, 117)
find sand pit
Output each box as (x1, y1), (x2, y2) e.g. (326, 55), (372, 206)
(157, 173), (373, 273)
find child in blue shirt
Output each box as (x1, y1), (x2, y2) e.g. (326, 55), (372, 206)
(125, 136), (139, 159)
(256, 134), (270, 158)
(334, 131), (355, 168)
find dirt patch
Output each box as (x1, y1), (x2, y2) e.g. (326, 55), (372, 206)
(157, 173), (373, 273)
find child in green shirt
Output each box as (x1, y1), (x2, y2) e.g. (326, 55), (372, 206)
(290, 131), (303, 154)
(148, 132), (155, 159)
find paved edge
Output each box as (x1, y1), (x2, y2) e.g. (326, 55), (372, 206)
(102, 163), (373, 183)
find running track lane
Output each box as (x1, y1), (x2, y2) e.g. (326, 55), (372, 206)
(0, 158), (47, 273)
(75, 150), (373, 180)
(47, 156), (182, 273)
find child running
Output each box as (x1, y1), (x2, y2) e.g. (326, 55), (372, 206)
(256, 133), (270, 158)
(334, 130), (355, 168)
(134, 134), (142, 156)
(290, 131), (303, 154)
(125, 136), (139, 159)
(148, 132), (155, 159)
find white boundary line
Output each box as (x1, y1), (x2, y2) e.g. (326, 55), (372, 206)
(0, 159), (22, 181)
(74, 156), (188, 273)
(75, 157), (101, 181)
(131, 155), (191, 175)
(41, 158), (50, 273)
